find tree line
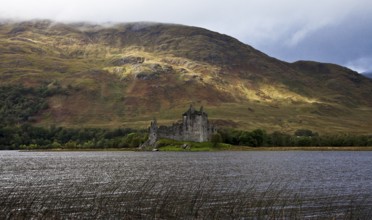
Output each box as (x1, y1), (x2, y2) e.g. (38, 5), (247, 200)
(218, 128), (372, 147)
(1, 125), (371, 150)
(0, 124), (147, 150)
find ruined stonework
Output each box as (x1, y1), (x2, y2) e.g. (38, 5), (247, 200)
(141, 106), (216, 148)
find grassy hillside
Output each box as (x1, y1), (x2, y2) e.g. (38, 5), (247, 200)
(1, 20), (372, 134)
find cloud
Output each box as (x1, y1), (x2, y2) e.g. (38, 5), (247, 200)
(0, 1), (366, 29)
(345, 57), (372, 73)
(284, 19), (333, 47)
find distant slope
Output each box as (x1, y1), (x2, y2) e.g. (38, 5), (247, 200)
(1, 20), (372, 134)
(362, 72), (372, 79)
(291, 61), (371, 107)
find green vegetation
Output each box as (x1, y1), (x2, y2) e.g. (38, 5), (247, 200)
(1, 20), (372, 134)
(0, 85), (47, 125)
(0, 124), (147, 150)
(156, 138), (231, 151)
(1, 123), (371, 150)
(218, 128), (372, 147)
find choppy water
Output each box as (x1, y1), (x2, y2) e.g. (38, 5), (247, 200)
(0, 151), (371, 219)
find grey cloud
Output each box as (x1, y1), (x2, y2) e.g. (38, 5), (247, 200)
(256, 9), (372, 72)
(346, 57), (372, 73)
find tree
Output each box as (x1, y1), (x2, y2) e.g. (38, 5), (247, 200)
(238, 131), (254, 146)
(211, 133), (222, 147)
(269, 131), (292, 146)
(294, 129), (317, 137)
(251, 129), (267, 147)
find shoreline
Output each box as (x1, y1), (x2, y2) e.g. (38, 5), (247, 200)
(18, 146), (372, 152)
(227, 146), (372, 151)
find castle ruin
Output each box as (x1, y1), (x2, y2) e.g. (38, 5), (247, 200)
(142, 105), (216, 148)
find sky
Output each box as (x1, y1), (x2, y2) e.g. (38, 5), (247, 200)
(1, 0), (372, 73)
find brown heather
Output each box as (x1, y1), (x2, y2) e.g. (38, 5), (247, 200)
(0, 20), (372, 134)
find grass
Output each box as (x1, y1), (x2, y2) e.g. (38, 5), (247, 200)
(156, 140), (372, 152)
(154, 139), (372, 152)
(156, 139), (232, 152)
(1, 177), (370, 219)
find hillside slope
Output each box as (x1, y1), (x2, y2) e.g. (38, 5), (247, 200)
(1, 20), (371, 134)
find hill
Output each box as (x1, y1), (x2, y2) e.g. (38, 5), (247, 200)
(1, 20), (372, 134)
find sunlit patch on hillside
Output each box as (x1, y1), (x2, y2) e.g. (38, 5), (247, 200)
(212, 79), (319, 104)
(102, 50), (221, 82)
(258, 84), (319, 104)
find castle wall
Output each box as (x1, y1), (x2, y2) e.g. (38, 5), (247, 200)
(145, 106), (215, 146)
(157, 124), (184, 141)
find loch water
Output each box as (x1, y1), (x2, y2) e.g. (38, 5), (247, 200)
(0, 151), (371, 218)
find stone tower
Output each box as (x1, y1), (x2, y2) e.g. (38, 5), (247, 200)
(181, 105), (211, 142)
(148, 118), (158, 146)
